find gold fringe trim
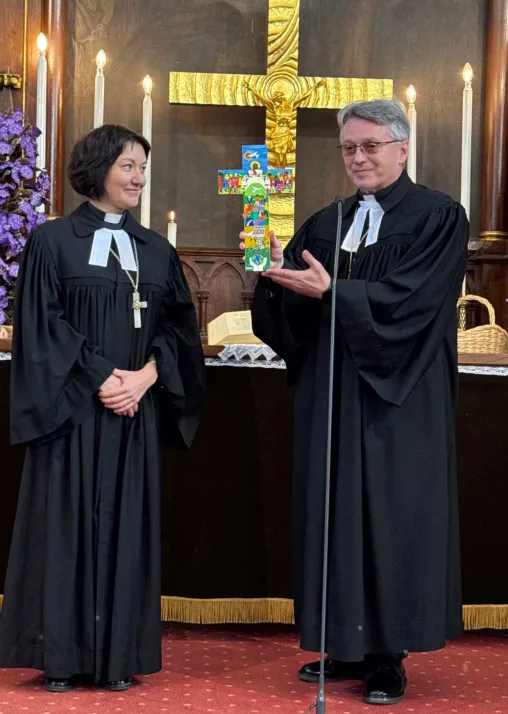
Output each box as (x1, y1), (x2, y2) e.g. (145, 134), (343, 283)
(160, 597), (295, 625)
(462, 604), (508, 631)
(1, 594), (507, 630)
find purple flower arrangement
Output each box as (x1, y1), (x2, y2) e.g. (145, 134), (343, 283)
(0, 108), (50, 324)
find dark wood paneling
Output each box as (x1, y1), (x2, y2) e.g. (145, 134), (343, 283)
(481, 0), (508, 237)
(178, 248), (257, 340)
(0, 0), (43, 117)
(64, 0), (488, 242)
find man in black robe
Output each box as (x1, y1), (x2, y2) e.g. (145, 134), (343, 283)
(246, 100), (468, 705)
(0, 125), (205, 692)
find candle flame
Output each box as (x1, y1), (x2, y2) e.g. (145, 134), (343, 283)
(143, 74), (153, 95)
(36, 33), (48, 53)
(463, 63), (473, 83)
(96, 50), (107, 70)
(169, 211), (176, 222)
(406, 84), (416, 106)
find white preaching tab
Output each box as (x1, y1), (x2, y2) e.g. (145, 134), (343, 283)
(341, 195), (385, 253)
(88, 212), (137, 272)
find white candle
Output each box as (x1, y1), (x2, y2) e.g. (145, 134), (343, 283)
(140, 75), (153, 228)
(460, 63), (473, 297)
(35, 33), (48, 214)
(461, 63), (473, 219)
(35, 33), (47, 170)
(167, 211), (177, 247)
(93, 50), (107, 128)
(406, 85), (417, 182)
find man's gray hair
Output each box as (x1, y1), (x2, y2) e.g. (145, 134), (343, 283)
(337, 99), (410, 142)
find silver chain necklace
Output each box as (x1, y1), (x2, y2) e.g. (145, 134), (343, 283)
(109, 237), (147, 329)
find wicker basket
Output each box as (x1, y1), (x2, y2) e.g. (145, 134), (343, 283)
(457, 295), (508, 354)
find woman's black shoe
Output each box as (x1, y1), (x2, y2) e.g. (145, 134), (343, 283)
(298, 657), (365, 683)
(43, 676), (75, 693)
(103, 677), (132, 691)
(363, 662), (407, 705)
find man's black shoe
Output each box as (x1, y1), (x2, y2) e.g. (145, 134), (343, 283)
(103, 677), (132, 691)
(363, 662), (407, 705)
(298, 657), (365, 683)
(43, 676), (75, 693)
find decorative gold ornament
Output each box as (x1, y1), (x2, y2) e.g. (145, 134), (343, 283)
(0, 74), (22, 91)
(170, 0), (393, 243)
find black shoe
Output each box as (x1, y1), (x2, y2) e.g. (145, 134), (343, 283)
(298, 657), (365, 683)
(103, 677), (132, 691)
(364, 662), (407, 705)
(43, 676), (75, 693)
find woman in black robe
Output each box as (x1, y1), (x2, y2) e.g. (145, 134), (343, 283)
(248, 100), (469, 705)
(0, 125), (205, 692)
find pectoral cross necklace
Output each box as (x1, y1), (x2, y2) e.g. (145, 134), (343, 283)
(110, 237), (147, 329)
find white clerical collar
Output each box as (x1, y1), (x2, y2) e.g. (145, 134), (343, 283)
(341, 197), (385, 253)
(88, 212), (136, 271)
(104, 212), (123, 224)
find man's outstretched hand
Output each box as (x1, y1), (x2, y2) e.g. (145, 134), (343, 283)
(262, 250), (331, 298)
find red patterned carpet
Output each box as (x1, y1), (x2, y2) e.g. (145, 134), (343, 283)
(1, 625), (507, 713)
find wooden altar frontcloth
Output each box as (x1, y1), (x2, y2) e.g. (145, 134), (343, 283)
(0, 355), (507, 630)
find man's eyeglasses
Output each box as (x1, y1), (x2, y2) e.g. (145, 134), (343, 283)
(337, 140), (402, 157)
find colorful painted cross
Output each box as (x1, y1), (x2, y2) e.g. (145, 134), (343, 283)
(218, 145), (294, 272)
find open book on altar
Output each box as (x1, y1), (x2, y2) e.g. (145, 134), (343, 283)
(207, 310), (262, 346)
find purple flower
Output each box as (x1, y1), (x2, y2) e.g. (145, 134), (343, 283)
(19, 200), (35, 219)
(7, 262), (19, 280)
(0, 308), (6, 325)
(4, 116), (24, 138)
(7, 213), (24, 231)
(29, 191), (43, 207)
(11, 163), (34, 185)
(0, 110), (49, 297)
(37, 171), (50, 192)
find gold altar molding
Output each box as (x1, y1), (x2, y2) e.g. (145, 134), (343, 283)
(169, 0), (392, 244)
(0, 595), (505, 631)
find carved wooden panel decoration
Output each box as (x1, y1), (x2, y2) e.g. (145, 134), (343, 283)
(177, 248), (257, 341)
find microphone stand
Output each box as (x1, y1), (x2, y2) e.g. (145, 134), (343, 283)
(308, 196), (344, 714)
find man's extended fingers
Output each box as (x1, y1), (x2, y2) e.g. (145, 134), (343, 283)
(302, 249), (319, 267)
(263, 267), (296, 278)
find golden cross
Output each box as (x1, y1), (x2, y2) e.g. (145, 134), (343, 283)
(170, 0), (392, 243)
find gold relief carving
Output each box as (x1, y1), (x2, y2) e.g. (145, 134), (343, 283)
(170, 0), (393, 244)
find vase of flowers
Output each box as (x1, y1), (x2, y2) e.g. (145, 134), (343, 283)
(0, 108), (50, 327)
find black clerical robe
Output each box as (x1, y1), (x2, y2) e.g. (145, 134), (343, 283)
(0, 202), (205, 681)
(252, 171), (468, 660)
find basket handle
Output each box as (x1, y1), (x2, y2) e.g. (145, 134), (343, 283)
(456, 294), (496, 326)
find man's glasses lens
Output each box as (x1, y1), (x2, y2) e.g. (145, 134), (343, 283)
(338, 141), (400, 157)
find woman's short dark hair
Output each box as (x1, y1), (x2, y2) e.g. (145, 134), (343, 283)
(68, 124), (151, 199)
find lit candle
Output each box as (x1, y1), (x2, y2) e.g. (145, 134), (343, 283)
(461, 64), (473, 297)
(35, 32), (48, 214)
(167, 210), (177, 247)
(93, 50), (107, 128)
(406, 84), (417, 182)
(140, 75), (153, 228)
(461, 63), (473, 219)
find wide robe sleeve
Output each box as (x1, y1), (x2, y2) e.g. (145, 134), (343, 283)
(251, 213), (322, 383)
(150, 249), (205, 449)
(10, 229), (117, 445)
(335, 199), (469, 406)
